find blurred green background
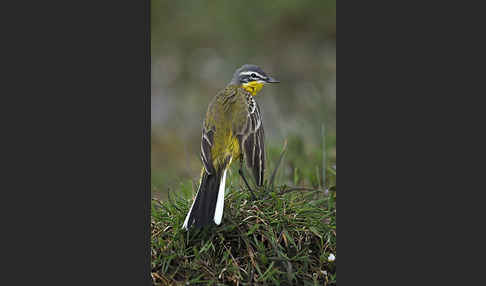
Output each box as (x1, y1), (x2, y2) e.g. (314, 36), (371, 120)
(151, 0), (336, 199)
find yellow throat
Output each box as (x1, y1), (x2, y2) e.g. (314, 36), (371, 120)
(242, 81), (264, 96)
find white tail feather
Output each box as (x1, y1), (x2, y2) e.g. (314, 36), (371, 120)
(182, 188), (198, 230)
(213, 169), (227, 225)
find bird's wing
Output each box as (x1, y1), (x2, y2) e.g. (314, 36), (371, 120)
(200, 86), (237, 174)
(241, 101), (265, 186)
(200, 123), (216, 175)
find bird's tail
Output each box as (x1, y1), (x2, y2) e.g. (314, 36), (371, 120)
(182, 168), (227, 230)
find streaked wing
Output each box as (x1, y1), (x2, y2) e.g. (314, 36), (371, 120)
(200, 125), (215, 175)
(242, 102), (265, 186)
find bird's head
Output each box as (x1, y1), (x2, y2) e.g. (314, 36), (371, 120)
(230, 64), (279, 96)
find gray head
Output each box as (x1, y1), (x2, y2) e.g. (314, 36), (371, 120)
(230, 64), (280, 85)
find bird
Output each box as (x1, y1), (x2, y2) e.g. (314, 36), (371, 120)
(182, 64), (279, 230)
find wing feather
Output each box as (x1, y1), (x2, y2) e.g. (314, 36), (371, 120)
(242, 102), (265, 186)
(200, 126), (215, 174)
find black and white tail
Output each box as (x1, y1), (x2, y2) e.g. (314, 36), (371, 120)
(182, 169), (227, 230)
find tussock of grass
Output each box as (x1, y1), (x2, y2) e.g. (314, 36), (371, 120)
(151, 180), (336, 285)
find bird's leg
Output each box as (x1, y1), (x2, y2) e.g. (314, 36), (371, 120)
(239, 156), (257, 200)
(239, 169), (257, 200)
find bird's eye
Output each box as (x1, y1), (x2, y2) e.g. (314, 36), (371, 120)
(251, 73), (257, 78)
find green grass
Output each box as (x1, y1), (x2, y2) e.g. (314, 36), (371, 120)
(151, 145), (336, 285)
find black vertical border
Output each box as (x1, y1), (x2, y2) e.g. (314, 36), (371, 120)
(3, 0), (152, 284)
(339, 0), (486, 285)
(145, 0), (152, 283)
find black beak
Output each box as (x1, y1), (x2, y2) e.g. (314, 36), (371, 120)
(266, 76), (280, 83)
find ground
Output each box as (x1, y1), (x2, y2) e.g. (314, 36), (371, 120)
(151, 142), (336, 285)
